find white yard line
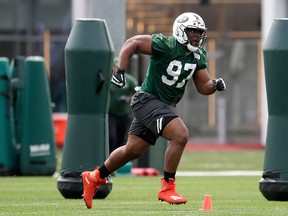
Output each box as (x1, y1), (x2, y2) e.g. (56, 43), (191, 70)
(176, 171), (262, 177)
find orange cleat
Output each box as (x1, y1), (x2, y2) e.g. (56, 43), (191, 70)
(81, 168), (107, 209)
(158, 178), (187, 204)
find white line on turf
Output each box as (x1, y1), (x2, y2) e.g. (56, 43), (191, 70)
(176, 171), (262, 177)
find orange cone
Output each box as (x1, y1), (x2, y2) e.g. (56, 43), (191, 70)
(200, 194), (213, 211)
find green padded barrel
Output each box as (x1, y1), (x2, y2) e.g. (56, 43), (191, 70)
(0, 57), (17, 175)
(57, 19), (114, 199)
(18, 56), (56, 175)
(259, 18), (288, 201)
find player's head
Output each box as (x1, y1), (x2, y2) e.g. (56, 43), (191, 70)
(173, 12), (207, 52)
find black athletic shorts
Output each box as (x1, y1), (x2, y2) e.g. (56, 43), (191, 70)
(128, 91), (178, 145)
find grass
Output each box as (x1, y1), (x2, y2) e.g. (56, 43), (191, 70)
(1, 148), (287, 215)
(178, 150), (265, 171)
(55, 148), (265, 173)
(1, 176), (288, 215)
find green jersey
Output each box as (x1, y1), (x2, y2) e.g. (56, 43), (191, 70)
(141, 34), (208, 105)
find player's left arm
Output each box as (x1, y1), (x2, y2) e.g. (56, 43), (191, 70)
(193, 68), (226, 95)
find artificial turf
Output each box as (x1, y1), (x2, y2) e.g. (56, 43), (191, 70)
(0, 175), (288, 216)
(1, 149), (287, 215)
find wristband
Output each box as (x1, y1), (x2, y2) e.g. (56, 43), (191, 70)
(116, 68), (125, 74)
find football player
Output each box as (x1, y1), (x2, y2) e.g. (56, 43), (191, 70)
(82, 12), (226, 208)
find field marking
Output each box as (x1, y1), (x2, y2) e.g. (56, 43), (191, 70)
(53, 171), (262, 178)
(176, 171), (262, 177)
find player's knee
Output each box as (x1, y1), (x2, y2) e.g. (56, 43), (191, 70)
(181, 133), (189, 145)
(124, 145), (144, 160)
(176, 129), (189, 147)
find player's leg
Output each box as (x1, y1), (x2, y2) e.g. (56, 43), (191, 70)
(103, 134), (151, 172)
(82, 134), (150, 208)
(158, 116), (189, 204)
(162, 117), (189, 174)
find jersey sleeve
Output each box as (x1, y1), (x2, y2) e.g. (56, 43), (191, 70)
(195, 48), (208, 70)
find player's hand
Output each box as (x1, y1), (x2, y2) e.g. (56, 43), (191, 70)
(111, 68), (126, 88)
(212, 78), (226, 91)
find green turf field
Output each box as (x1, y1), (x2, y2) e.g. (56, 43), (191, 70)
(1, 149), (288, 215)
(178, 150), (264, 171)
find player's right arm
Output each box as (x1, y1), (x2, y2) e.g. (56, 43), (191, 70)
(118, 35), (152, 69)
(111, 35), (152, 88)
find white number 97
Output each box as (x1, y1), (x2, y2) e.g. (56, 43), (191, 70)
(161, 60), (196, 88)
